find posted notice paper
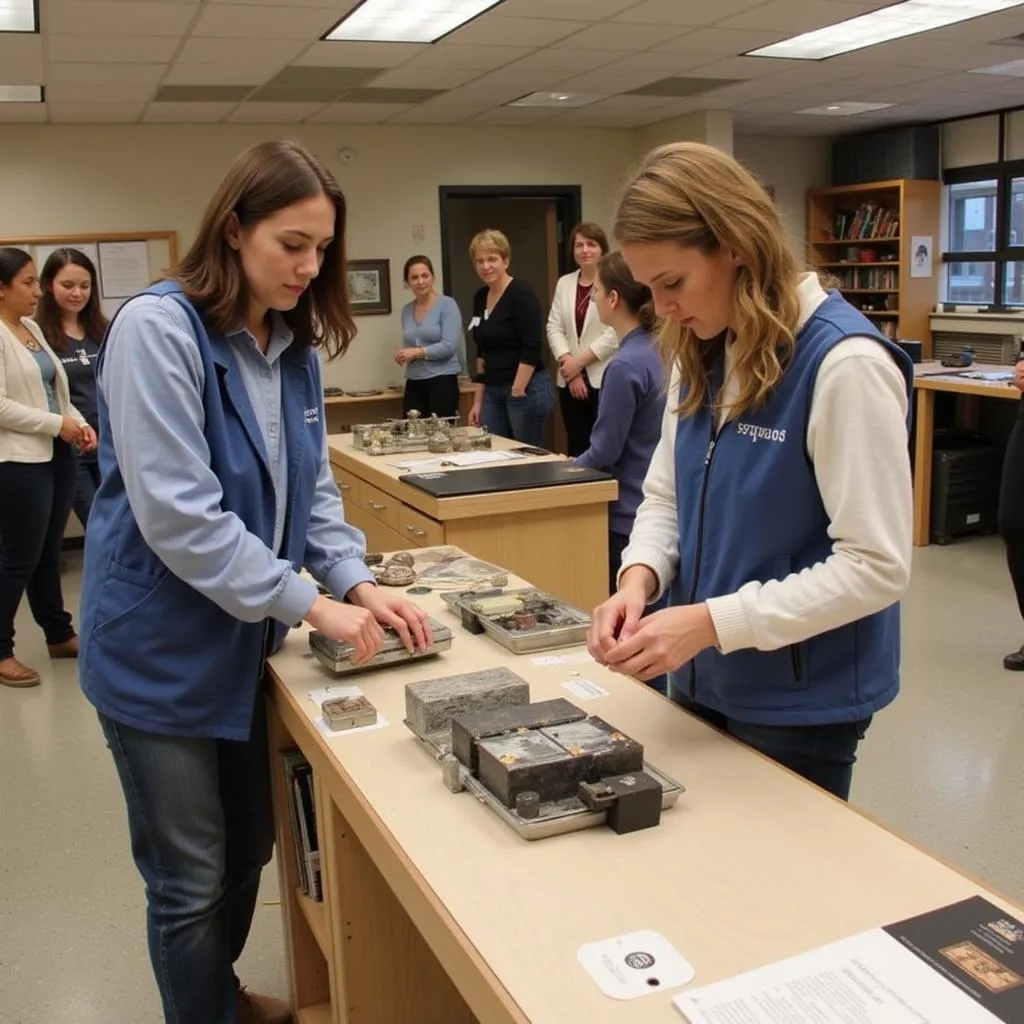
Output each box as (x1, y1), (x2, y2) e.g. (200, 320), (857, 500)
(675, 896), (1024, 1024)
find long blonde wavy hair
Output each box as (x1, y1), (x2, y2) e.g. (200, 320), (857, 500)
(613, 142), (802, 418)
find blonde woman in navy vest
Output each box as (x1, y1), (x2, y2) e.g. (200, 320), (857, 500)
(588, 143), (913, 801)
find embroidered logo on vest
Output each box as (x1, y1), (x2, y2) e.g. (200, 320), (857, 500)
(735, 422), (787, 444)
(303, 407), (320, 424)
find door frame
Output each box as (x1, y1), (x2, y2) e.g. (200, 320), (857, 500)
(437, 184), (583, 296)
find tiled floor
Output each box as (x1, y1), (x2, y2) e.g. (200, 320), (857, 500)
(2, 539), (1023, 1023)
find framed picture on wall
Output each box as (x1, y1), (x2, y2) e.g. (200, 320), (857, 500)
(347, 258), (391, 315)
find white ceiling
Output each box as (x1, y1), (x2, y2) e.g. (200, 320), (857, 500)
(1, 0), (1023, 133)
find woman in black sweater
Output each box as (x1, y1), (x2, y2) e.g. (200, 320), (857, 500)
(467, 229), (554, 446)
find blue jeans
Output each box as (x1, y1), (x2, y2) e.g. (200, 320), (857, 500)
(98, 702), (275, 1024)
(72, 456), (100, 529)
(482, 369), (555, 446)
(671, 692), (872, 801)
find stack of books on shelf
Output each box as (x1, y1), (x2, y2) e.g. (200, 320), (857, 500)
(283, 750), (322, 902)
(869, 319), (897, 339)
(832, 204), (899, 241)
(834, 267), (899, 289)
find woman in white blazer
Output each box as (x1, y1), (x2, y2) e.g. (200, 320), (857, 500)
(0, 247), (95, 688)
(546, 222), (620, 456)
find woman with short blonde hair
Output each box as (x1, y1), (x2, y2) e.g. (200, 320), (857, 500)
(588, 142), (914, 800)
(467, 228), (554, 445)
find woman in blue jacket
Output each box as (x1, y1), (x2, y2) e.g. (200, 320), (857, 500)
(588, 143), (913, 801)
(80, 138), (430, 1024)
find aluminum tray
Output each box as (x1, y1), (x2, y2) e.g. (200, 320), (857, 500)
(406, 726), (683, 840)
(309, 617), (451, 675)
(440, 588), (590, 654)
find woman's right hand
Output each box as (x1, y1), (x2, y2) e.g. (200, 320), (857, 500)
(468, 403), (482, 427)
(59, 416), (85, 445)
(304, 595), (386, 665)
(587, 567), (656, 664)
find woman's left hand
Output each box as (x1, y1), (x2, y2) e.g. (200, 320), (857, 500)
(395, 348), (423, 366)
(347, 582), (433, 653)
(78, 424), (98, 453)
(568, 375), (588, 400)
(601, 604), (718, 682)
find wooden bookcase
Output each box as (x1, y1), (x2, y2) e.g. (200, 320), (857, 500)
(806, 179), (941, 354)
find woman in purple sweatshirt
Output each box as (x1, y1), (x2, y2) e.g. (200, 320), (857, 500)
(575, 251), (666, 597)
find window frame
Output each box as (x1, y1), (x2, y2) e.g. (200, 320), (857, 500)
(943, 158), (1024, 307)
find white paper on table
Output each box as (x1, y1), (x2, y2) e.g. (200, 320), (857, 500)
(562, 679), (609, 701)
(387, 456), (442, 470)
(98, 240), (151, 298)
(437, 450), (525, 467)
(673, 929), (1000, 1024)
(307, 685), (390, 738)
(578, 930), (695, 1000)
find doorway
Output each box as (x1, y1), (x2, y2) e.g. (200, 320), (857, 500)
(439, 185), (582, 452)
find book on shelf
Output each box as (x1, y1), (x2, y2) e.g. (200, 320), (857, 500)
(831, 203), (899, 241)
(283, 750), (322, 902)
(833, 267), (898, 290)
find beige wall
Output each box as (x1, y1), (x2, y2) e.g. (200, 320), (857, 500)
(733, 134), (832, 258)
(0, 123), (636, 389)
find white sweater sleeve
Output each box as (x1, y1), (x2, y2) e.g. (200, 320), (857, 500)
(705, 338), (912, 652)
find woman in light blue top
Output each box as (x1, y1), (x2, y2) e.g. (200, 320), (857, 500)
(396, 254), (464, 418)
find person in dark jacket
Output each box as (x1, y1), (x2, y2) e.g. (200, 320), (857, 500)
(79, 138), (430, 1024)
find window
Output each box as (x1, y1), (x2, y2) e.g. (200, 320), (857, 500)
(943, 159), (1024, 307)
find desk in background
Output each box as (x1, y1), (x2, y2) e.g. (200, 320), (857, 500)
(267, 553), (1021, 1024)
(324, 385), (477, 434)
(328, 434), (617, 611)
(912, 361), (1019, 546)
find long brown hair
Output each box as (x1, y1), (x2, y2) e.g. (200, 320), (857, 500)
(37, 248), (109, 352)
(613, 142), (801, 418)
(172, 138), (355, 358)
(596, 251), (656, 332)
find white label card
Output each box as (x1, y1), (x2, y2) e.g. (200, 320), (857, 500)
(562, 679), (609, 701)
(578, 930), (695, 1000)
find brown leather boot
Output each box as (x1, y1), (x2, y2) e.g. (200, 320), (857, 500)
(0, 657), (41, 687)
(47, 636), (79, 659)
(237, 989), (292, 1024)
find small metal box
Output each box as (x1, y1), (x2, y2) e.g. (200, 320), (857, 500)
(322, 695), (377, 731)
(309, 616), (451, 676)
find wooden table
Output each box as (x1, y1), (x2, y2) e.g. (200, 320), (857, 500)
(267, 555), (1021, 1024)
(912, 361), (1019, 546)
(328, 434), (618, 611)
(324, 385), (477, 434)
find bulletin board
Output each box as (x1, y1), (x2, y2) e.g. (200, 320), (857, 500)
(0, 231), (179, 319)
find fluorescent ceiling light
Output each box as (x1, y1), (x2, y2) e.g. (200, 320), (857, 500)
(0, 85), (41, 102)
(797, 101), (895, 115)
(508, 91), (603, 108)
(747, 0), (1024, 60)
(0, 0), (36, 32)
(325, 0), (504, 44)
(970, 57), (1024, 75)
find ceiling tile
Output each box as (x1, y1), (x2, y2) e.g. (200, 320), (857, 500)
(163, 63), (283, 85)
(42, 0), (198, 35)
(48, 35), (180, 63)
(652, 27), (788, 56)
(465, 106), (562, 125)
(681, 55), (809, 79)
(543, 107), (622, 126)
(226, 101), (326, 122)
(504, 48), (631, 73)
(446, 16), (581, 47)
(556, 23), (676, 50)
(612, 0), (764, 25)
(387, 104), (486, 124)
(143, 101), (237, 122)
(368, 65), (483, 89)
(718, 0), (880, 33)
(192, 3), (339, 40)
(248, 84), (345, 102)
(553, 51), (715, 94)
(295, 41), (426, 68)
(402, 44), (532, 70)
(266, 65), (381, 89)
(154, 85), (253, 102)
(0, 36), (43, 82)
(207, 0), (353, 6)
(0, 103), (47, 123)
(48, 101), (145, 122)
(627, 76), (743, 98)
(828, 66), (947, 92)
(176, 37), (306, 64)
(46, 62), (167, 86)
(307, 101), (413, 122)
(495, 0), (636, 18)
(45, 84), (156, 104)
(343, 87), (443, 104)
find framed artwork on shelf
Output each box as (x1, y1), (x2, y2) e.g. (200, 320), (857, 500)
(347, 258), (391, 315)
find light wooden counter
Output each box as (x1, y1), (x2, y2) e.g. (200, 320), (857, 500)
(912, 361), (1018, 546)
(323, 385), (477, 433)
(329, 434), (618, 611)
(267, 556), (1021, 1024)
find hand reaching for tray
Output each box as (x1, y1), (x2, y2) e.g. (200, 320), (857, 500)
(347, 582), (433, 654)
(304, 596), (385, 665)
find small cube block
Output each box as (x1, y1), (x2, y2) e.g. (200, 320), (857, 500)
(604, 771), (664, 834)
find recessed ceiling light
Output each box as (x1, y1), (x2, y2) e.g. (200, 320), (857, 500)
(0, 0), (36, 32)
(325, 0), (505, 44)
(970, 57), (1024, 76)
(508, 91), (603, 108)
(0, 85), (42, 102)
(797, 101), (895, 115)
(747, 0), (1024, 60)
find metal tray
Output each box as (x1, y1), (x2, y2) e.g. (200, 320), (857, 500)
(309, 617), (451, 675)
(440, 588), (591, 654)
